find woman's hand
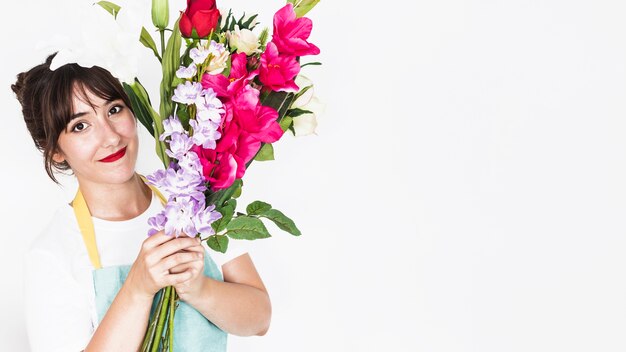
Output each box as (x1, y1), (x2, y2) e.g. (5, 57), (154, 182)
(124, 230), (204, 302)
(168, 236), (206, 302)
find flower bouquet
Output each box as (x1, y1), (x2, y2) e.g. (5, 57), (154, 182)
(86, 0), (322, 350)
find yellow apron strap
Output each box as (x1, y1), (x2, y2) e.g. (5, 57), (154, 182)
(72, 173), (167, 270)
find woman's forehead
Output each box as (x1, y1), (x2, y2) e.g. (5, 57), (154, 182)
(71, 85), (109, 112)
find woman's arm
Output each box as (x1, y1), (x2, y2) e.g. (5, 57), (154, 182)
(83, 284), (153, 351)
(85, 232), (205, 351)
(182, 253), (272, 336)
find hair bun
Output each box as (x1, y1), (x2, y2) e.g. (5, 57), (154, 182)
(10, 71), (28, 104)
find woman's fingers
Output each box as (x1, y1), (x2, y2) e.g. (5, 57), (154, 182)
(148, 236), (201, 264)
(159, 251), (203, 273)
(165, 270), (194, 286)
(141, 230), (175, 250)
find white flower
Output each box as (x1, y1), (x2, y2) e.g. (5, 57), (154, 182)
(38, 1), (149, 83)
(206, 40), (229, 75)
(291, 75), (324, 136)
(227, 26), (260, 55)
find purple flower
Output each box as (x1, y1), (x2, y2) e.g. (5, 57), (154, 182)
(160, 115), (186, 142)
(176, 63), (197, 79)
(193, 204), (222, 237)
(164, 196), (200, 237)
(195, 88), (224, 123)
(166, 133), (194, 160)
(172, 81), (203, 105)
(178, 151), (204, 177)
(147, 210), (167, 236)
(146, 169), (168, 189)
(190, 119), (221, 149)
(190, 45), (210, 65)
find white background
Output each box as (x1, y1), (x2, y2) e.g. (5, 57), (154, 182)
(2, 0), (626, 351)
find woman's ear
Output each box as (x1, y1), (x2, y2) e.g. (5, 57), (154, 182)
(52, 150), (65, 163)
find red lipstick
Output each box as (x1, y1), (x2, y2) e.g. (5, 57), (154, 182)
(99, 147), (126, 162)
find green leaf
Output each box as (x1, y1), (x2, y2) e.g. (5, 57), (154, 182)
(301, 62), (322, 68)
(140, 27), (161, 62)
(258, 27), (269, 47)
(159, 18), (182, 127)
(259, 209), (302, 236)
(254, 143), (274, 161)
(175, 104), (190, 129)
(207, 179), (243, 207)
(212, 199), (236, 233)
(287, 108), (312, 118)
(261, 91), (296, 120)
(294, 84), (312, 100)
(126, 79), (169, 168)
(279, 115), (293, 132)
(246, 201), (272, 216)
(232, 183), (242, 198)
(96, 1), (121, 18)
(226, 216), (272, 240)
(287, 0), (320, 17)
(122, 82), (154, 137)
(242, 14), (258, 29)
(206, 235), (229, 253)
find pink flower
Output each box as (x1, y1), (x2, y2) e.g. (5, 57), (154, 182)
(232, 88), (283, 143)
(191, 145), (238, 191)
(272, 3), (320, 57)
(259, 42), (300, 92)
(201, 52), (257, 99)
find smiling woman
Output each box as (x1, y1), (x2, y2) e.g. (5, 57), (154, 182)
(11, 52), (270, 352)
(53, 87), (140, 189)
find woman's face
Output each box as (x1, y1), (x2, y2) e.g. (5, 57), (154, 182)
(53, 86), (139, 186)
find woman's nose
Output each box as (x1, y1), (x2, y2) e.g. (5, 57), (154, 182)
(99, 119), (121, 148)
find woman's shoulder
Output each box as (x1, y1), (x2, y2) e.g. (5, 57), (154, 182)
(26, 203), (83, 264)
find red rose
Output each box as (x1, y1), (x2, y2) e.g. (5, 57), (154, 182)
(179, 0), (220, 39)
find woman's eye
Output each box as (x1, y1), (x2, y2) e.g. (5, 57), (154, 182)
(71, 122), (87, 133)
(109, 105), (123, 115)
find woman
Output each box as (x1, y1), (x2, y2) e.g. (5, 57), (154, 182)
(12, 52), (271, 351)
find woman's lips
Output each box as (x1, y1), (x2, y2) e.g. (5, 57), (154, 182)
(99, 147), (127, 162)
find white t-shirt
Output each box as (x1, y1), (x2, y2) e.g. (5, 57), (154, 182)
(23, 191), (250, 352)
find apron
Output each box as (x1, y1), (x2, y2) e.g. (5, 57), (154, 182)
(72, 174), (227, 351)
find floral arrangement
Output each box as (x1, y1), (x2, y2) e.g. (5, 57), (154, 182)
(49, 0), (321, 350)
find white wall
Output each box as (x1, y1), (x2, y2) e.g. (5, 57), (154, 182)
(2, 0), (626, 351)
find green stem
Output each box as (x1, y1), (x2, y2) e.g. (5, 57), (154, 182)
(160, 29), (166, 58)
(142, 288), (166, 352)
(168, 290), (178, 349)
(151, 286), (172, 352)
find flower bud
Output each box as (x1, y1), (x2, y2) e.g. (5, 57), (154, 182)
(151, 0), (169, 30)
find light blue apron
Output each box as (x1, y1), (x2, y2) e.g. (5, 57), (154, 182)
(72, 174), (227, 351)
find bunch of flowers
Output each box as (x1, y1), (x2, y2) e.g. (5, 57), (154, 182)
(76, 0), (322, 350)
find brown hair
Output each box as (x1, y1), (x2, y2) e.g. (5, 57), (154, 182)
(10, 52), (135, 185)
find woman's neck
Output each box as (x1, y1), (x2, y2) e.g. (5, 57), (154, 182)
(75, 172), (152, 221)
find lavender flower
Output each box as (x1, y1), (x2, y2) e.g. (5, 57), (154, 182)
(176, 63), (197, 79)
(172, 81), (203, 105)
(178, 151), (204, 177)
(147, 210), (167, 236)
(190, 119), (221, 149)
(166, 133), (194, 160)
(190, 45), (210, 65)
(193, 204), (222, 237)
(195, 88), (224, 124)
(160, 115), (186, 141)
(146, 165), (206, 200)
(163, 196), (200, 237)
